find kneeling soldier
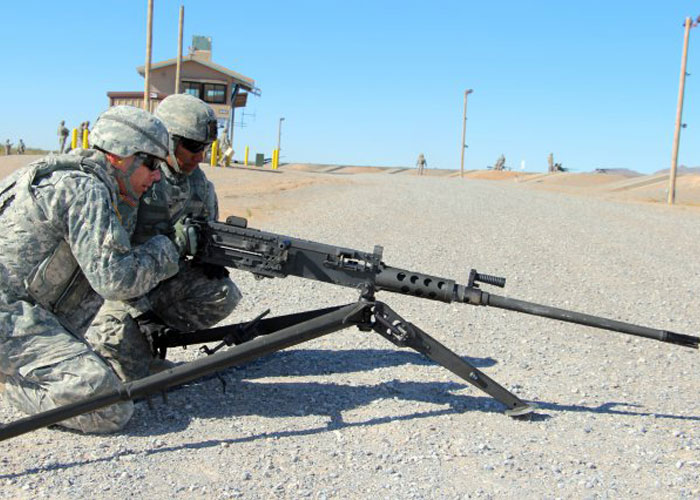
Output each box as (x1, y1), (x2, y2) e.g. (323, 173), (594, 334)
(0, 106), (183, 433)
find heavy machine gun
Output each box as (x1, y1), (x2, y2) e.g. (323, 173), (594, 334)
(0, 216), (696, 441)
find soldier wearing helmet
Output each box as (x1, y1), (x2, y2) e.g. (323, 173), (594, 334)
(0, 106), (184, 434)
(86, 94), (241, 383)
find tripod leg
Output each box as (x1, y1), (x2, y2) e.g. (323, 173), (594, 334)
(0, 301), (372, 442)
(372, 302), (535, 417)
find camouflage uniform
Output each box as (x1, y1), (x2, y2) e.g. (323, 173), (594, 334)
(416, 153), (427, 175)
(58, 121), (69, 154)
(0, 107), (179, 433)
(17, 139), (25, 154)
(86, 94), (241, 382)
(4, 140), (11, 155)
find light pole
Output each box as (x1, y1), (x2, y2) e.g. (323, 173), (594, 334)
(667, 16), (700, 205)
(667, 16), (698, 204)
(460, 89), (473, 178)
(174, 5), (184, 95)
(277, 117), (285, 154)
(143, 0), (154, 111)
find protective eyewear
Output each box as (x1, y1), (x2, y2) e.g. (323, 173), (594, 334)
(134, 153), (160, 171)
(178, 137), (210, 154)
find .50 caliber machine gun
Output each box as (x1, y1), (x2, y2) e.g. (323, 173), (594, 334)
(0, 216), (697, 441)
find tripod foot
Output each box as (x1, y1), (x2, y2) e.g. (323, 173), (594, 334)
(505, 403), (537, 418)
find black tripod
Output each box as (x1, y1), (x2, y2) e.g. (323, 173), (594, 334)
(0, 295), (535, 442)
(152, 295), (536, 417)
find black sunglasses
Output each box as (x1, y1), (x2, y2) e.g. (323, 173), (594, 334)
(177, 136), (210, 154)
(134, 153), (160, 171)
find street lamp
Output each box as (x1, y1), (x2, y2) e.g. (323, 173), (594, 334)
(277, 117), (285, 155)
(460, 89), (473, 178)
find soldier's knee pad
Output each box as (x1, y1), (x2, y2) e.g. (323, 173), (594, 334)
(51, 353), (134, 433)
(7, 352), (134, 433)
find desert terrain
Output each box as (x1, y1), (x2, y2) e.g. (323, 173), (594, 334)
(0, 154), (698, 499)
(2, 156), (700, 221)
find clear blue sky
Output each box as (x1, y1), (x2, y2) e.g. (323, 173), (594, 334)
(1, 1), (698, 173)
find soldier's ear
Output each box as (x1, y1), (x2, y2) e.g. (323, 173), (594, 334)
(105, 153), (126, 169)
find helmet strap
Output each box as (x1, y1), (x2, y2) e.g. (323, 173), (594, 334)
(167, 136), (185, 175)
(111, 157), (143, 204)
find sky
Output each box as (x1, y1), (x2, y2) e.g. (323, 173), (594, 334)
(1, 1), (698, 174)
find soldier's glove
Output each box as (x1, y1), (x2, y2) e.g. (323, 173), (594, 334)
(171, 220), (199, 256)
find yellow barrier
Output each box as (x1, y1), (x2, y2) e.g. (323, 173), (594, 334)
(82, 129), (89, 149)
(272, 149), (279, 169)
(71, 129), (78, 150)
(244, 146), (249, 166)
(210, 140), (218, 167)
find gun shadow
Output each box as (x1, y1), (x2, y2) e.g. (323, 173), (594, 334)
(219, 347), (497, 378)
(2, 349), (698, 478)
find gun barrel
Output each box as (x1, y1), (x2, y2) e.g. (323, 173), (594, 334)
(485, 293), (699, 349)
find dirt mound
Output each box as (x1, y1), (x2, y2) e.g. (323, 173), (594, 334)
(465, 170), (525, 180)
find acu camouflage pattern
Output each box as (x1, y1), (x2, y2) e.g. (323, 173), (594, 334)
(154, 93), (218, 144)
(87, 260), (241, 381)
(57, 121), (69, 154)
(132, 161), (219, 244)
(86, 152), (241, 383)
(0, 150), (180, 433)
(90, 105), (170, 161)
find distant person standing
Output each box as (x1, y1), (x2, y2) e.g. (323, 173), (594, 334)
(416, 153), (427, 176)
(17, 139), (25, 154)
(493, 154), (506, 171)
(4, 139), (11, 155)
(58, 120), (69, 153)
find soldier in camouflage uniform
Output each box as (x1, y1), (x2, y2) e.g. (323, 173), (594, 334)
(416, 153), (427, 176)
(58, 120), (69, 154)
(86, 94), (241, 382)
(0, 106), (187, 434)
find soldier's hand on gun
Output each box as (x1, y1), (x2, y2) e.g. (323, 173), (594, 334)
(171, 220), (199, 256)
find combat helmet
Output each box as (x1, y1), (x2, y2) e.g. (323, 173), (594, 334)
(90, 105), (170, 161)
(90, 106), (169, 201)
(155, 94), (217, 145)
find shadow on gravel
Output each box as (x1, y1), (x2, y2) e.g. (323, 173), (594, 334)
(533, 400), (700, 422)
(2, 381), (508, 478)
(216, 347), (497, 378)
(5, 389), (699, 479)
(4, 349), (698, 479)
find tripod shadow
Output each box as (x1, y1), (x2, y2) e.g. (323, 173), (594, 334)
(221, 347), (497, 378)
(2, 348), (697, 478)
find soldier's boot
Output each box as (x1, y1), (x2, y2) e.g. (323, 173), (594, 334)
(134, 311), (181, 375)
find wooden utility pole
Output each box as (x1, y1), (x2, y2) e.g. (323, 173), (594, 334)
(175, 5), (184, 94)
(668, 17), (693, 204)
(277, 117), (285, 154)
(460, 89), (473, 178)
(144, 0), (154, 111)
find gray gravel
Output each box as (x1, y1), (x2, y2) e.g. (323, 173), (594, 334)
(1, 173), (699, 499)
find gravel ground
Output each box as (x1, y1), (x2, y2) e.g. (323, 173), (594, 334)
(1, 173), (699, 499)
